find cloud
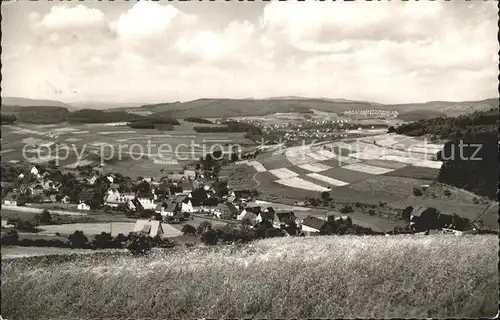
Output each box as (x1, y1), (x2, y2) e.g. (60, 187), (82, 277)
(38, 5), (105, 29)
(111, 2), (197, 40)
(2, 1), (497, 104)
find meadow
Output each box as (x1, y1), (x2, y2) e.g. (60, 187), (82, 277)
(1, 235), (497, 319)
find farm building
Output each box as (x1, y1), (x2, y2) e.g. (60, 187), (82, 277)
(301, 216), (329, 235)
(237, 206), (262, 224)
(273, 211), (297, 229)
(180, 181), (193, 195)
(213, 203), (239, 219)
(3, 192), (18, 206)
(77, 201), (91, 211)
(133, 219), (164, 238)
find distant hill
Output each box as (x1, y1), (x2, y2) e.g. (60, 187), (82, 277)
(67, 109), (145, 123)
(140, 98), (497, 119)
(1, 106), (69, 124)
(143, 98), (376, 118)
(391, 99), (497, 119)
(397, 110), (447, 121)
(74, 102), (146, 111)
(2, 96), (76, 111)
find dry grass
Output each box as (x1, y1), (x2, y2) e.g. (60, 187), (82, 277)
(1, 235), (497, 319)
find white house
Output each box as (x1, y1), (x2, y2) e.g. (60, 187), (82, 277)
(107, 176), (114, 184)
(137, 197), (156, 210)
(89, 175), (98, 185)
(77, 202), (91, 211)
(181, 199), (197, 213)
(61, 195), (70, 204)
(18, 173), (25, 179)
(30, 166), (39, 176)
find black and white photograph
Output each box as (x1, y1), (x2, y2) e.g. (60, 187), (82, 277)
(1, 0), (498, 319)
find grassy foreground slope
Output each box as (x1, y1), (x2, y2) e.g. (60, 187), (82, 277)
(2, 236), (497, 319)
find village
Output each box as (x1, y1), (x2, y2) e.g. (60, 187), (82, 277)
(1, 160), (365, 241)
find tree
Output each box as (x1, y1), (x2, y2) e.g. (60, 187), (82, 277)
(181, 224), (197, 235)
(126, 233), (152, 256)
(387, 126), (396, 133)
(68, 230), (89, 249)
(92, 232), (115, 249)
(320, 191), (331, 201)
(201, 229), (218, 245)
(197, 221), (213, 234)
(39, 209), (52, 224)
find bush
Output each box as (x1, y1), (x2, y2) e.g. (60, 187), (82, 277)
(126, 234), (153, 256)
(39, 209), (52, 224)
(340, 205), (354, 214)
(413, 187), (423, 196)
(1, 230), (19, 246)
(368, 209), (376, 216)
(181, 224), (197, 235)
(92, 232), (119, 249)
(68, 231), (89, 249)
(201, 229), (218, 245)
(443, 189), (452, 197)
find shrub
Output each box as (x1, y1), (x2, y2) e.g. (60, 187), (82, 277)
(340, 205), (354, 214)
(92, 232), (118, 249)
(413, 187), (423, 196)
(1, 230), (19, 246)
(126, 234), (153, 256)
(368, 209), (376, 216)
(39, 209), (52, 224)
(181, 224), (197, 235)
(68, 231), (89, 249)
(201, 229), (218, 245)
(443, 189), (452, 197)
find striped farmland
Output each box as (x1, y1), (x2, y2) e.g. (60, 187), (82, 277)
(269, 168), (300, 179)
(306, 173), (349, 187)
(341, 163), (396, 175)
(275, 176), (330, 192)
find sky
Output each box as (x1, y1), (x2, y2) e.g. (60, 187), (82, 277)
(1, 0), (498, 104)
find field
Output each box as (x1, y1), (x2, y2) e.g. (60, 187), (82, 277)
(1, 246), (125, 260)
(241, 134), (448, 201)
(1, 121), (254, 179)
(2, 235), (497, 319)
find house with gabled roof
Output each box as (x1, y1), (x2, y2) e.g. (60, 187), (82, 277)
(273, 211), (297, 229)
(256, 207), (275, 224)
(213, 203), (238, 219)
(301, 216), (329, 236)
(237, 206), (262, 224)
